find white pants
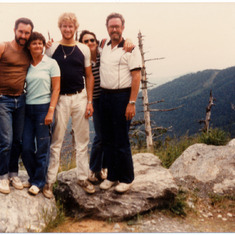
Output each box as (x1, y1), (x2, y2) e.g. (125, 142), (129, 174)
(46, 89), (89, 184)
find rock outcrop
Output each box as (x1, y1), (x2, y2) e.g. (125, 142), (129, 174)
(2, 139), (234, 231)
(170, 139), (235, 197)
(0, 171), (57, 233)
(54, 153), (178, 221)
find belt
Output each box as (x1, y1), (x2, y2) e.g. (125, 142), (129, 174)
(60, 89), (83, 96)
(101, 87), (131, 94)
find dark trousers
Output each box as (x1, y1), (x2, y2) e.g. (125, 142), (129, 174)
(100, 90), (134, 184)
(21, 103), (51, 189)
(0, 94), (25, 179)
(90, 98), (107, 172)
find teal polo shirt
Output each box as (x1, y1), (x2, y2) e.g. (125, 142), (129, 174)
(25, 55), (60, 105)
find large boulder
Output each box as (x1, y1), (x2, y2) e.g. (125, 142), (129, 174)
(54, 153), (178, 221)
(0, 170), (57, 233)
(170, 139), (235, 197)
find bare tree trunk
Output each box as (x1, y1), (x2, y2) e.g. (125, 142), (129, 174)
(199, 90), (216, 133)
(138, 31), (153, 151)
(204, 90), (216, 133)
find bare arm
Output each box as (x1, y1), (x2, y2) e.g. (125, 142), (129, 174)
(85, 66), (94, 119)
(0, 42), (6, 60)
(125, 69), (141, 121)
(44, 76), (60, 125)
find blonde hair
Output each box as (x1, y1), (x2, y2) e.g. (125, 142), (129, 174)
(58, 12), (79, 30)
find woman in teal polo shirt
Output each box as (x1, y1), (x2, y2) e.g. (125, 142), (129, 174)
(21, 32), (60, 196)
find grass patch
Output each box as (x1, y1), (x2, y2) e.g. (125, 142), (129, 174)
(209, 193), (235, 206)
(154, 134), (199, 168)
(42, 200), (65, 232)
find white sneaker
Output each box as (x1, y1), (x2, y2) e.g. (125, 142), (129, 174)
(100, 168), (108, 180)
(0, 179), (10, 194)
(28, 185), (40, 195)
(100, 179), (116, 190)
(10, 176), (23, 190)
(115, 182), (132, 193)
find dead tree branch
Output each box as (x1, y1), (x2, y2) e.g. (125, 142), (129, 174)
(199, 90), (216, 133)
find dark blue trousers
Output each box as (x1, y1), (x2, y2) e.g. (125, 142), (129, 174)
(21, 103), (51, 189)
(0, 94), (25, 179)
(100, 90), (134, 184)
(90, 98), (107, 172)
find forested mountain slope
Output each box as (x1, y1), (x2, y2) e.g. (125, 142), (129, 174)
(136, 67), (235, 137)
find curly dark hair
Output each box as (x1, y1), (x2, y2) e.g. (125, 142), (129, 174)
(27, 32), (46, 47)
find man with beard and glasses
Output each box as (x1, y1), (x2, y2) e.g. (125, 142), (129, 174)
(0, 17), (34, 194)
(99, 13), (142, 193)
(43, 12), (95, 198)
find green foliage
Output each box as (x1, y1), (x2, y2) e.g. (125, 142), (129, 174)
(42, 200), (65, 232)
(131, 127), (231, 169)
(127, 213), (142, 226)
(208, 193), (235, 212)
(168, 189), (188, 217)
(155, 134), (199, 168)
(199, 128), (230, 146)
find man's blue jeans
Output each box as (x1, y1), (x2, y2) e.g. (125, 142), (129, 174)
(0, 94), (25, 179)
(21, 103), (51, 189)
(100, 90), (134, 184)
(90, 98), (107, 172)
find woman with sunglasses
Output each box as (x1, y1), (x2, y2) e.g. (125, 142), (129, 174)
(79, 30), (135, 185)
(79, 30), (108, 183)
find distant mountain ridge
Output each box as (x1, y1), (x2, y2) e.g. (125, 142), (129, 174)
(135, 67), (235, 138)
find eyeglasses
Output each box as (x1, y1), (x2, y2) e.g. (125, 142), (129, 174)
(83, 39), (95, 44)
(108, 25), (121, 30)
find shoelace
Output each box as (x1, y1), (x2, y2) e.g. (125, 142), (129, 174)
(2, 179), (9, 186)
(13, 177), (20, 182)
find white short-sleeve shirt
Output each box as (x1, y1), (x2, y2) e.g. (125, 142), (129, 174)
(100, 39), (142, 90)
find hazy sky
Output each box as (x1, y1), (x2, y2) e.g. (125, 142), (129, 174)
(1, 1), (235, 86)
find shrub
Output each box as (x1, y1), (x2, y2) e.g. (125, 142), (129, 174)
(199, 128), (230, 146)
(168, 189), (188, 217)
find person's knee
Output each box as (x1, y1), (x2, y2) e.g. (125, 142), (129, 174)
(0, 134), (12, 151)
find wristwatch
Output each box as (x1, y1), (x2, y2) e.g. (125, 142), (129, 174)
(129, 101), (136, 105)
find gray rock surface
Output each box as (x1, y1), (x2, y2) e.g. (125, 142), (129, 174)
(0, 170), (57, 232)
(55, 153), (178, 221)
(170, 139), (235, 196)
(227, 138), (235, 147)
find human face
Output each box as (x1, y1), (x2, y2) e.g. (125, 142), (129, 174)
(107, 18), (124, 43)
(14, 23), (32, 46)
(82, 34), (97, 53)
(28, 39), (44, 56)
(60, 20), (76, 40)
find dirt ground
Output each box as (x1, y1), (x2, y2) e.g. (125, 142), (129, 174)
(49, 197), (234, 233)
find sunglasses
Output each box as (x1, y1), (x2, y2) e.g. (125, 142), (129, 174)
(84, 39), (95, 44)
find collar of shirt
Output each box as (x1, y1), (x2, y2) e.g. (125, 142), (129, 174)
(41, 54), (50, 63)
(107, 38), (125, 48)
